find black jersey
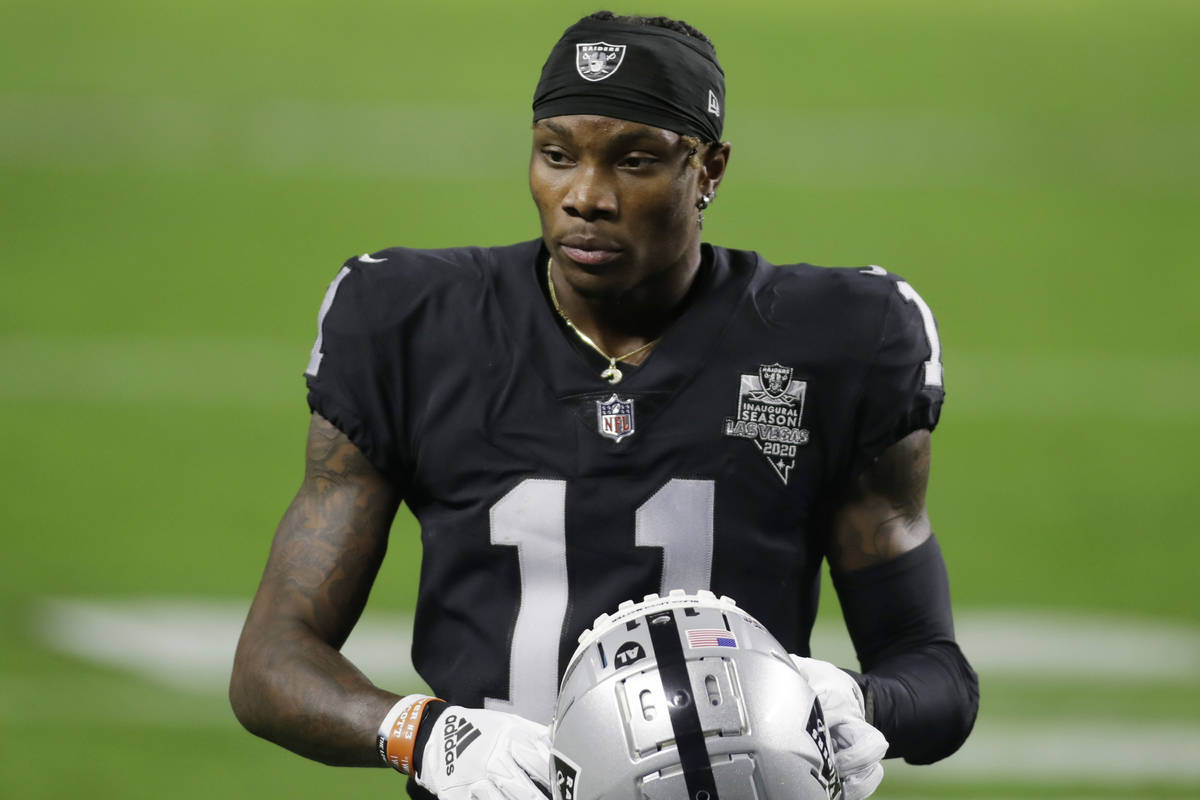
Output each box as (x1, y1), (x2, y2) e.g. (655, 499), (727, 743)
(304, 239), (943, 724)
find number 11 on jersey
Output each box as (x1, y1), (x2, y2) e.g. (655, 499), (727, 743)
(484, 478), (715, 723)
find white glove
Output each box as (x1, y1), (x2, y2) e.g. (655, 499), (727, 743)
(790, 656), (889, 800)
(415, 705), (552, 800)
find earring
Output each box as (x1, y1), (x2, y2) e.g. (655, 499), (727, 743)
(696, 191), (715, 228)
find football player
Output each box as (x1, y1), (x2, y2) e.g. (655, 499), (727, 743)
(230, 11), (979, 800)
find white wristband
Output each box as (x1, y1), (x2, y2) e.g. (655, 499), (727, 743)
(375, 694), (430, 769)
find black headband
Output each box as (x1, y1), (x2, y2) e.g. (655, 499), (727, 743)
(532, 19), (725, 143)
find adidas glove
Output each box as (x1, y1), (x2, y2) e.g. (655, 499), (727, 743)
(378, 695), (551, 800)
(790, 656), (889, 800)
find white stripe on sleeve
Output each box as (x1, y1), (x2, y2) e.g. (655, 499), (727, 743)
(305, 266), (352, 377)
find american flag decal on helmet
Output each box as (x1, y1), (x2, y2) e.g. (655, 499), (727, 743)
(686, 628), (738, 649)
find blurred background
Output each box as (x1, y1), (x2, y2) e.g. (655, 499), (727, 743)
(2, 0), (1197, 797)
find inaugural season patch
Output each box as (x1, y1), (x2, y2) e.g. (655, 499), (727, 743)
(596, 394), (635, 442)
(575, 42), (626, 81)
(723, 363), (809, 484)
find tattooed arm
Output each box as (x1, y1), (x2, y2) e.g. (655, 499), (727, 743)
(829, 428), (932, 571)
(230, 412), (403, 766)
(827, 428), (979, 763)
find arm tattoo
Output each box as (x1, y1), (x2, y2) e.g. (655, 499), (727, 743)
(829, 429), (932, 572)
(231, 413), (403, 766)
(266, 414), (399, 646)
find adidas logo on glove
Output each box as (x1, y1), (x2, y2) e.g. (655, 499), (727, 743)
(441, 714), (483, 776)
(378, 694), (552, 800)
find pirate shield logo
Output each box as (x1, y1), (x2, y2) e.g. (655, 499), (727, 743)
(758, 363), (794, 400)
(575, 42), (626, 81)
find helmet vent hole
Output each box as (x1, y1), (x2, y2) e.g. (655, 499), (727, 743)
(639, 689), (657, 721)
(671, 690), (691, 708)
(696, 791), (711, 800)
(704, 674), (721, 706)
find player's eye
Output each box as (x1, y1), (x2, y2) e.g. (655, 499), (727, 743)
(619, 155), (658, 169)
(542, 148), (573, 166)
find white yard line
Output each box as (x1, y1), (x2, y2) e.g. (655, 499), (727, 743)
(811, 609), (1200, 684)
(31, 599), (1200, 782)
(35, 598), (424, 692)
(885, 720), (1200, 782)
(36, 598), (1200, 690)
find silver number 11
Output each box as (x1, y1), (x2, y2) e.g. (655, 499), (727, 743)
(484, 477), (715, 723)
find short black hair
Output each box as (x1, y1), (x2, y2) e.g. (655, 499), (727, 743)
(578, 10), (714, 51)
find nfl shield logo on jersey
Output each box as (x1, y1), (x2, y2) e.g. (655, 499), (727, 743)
(596, 394), (635, 442)
(575, 42), (626, 81)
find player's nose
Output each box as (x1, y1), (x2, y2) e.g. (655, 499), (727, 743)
(561, 165), (617, 221)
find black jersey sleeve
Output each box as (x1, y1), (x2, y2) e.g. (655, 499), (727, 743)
(303, 257), (406, 481)
(851, 274), (944, 475)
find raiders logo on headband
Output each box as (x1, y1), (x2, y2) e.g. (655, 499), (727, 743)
(575, 42), (626, 81)
(534, 21), (726, 142)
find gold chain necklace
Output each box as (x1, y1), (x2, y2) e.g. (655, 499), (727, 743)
(546, 257), (659, 384)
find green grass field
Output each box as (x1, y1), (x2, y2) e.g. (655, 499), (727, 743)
(2, 0), (1198, 797)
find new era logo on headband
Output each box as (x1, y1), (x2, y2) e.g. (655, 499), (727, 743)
(576, 42), (626, 81)
(707, 89), (720, 117)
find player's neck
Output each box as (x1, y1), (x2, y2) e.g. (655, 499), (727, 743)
(549, 246), (705, 361)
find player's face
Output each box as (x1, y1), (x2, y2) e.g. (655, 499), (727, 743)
(530, 115), (719, 302)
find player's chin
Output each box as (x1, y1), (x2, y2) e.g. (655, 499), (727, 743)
(563, 266), (641, 302)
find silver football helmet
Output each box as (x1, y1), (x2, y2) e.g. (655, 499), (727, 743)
(551, 590), (843, 800)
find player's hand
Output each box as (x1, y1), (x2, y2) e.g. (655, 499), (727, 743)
(415, 705), (552, 800)
(790, 655), (888, 800)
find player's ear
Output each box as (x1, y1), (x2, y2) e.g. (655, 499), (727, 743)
(698, 141), (732, 197)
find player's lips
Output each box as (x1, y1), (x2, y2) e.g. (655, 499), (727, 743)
(561, 246), (621, 265)
(559, 238), (623, 266)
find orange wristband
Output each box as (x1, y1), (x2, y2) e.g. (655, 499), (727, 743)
(378, 694), (440, 775)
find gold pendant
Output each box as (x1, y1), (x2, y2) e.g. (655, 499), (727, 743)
(601, 365), (623, 383)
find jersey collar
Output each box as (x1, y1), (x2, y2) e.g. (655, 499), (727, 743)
(489, 239), (756, 404)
